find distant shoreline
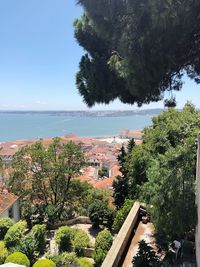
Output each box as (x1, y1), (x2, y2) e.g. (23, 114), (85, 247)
(0, 109), (163, 117)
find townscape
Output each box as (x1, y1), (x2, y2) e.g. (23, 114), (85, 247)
(0, 1), (200, 267)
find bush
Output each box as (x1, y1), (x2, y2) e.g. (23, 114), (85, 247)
(94, 229), (113, 266)
(72, 229), (90, 256)
(5, 252), (30, 267)
(132, 240), (161, 267)
(112, 199), (134, 232)
(88, 200), (114, 229)
(0, 241), (8, 264)
(33, 259), (55, 267)
(18, 235), (39, 265)
(46, 252), (78, 267)
(0, 217), (15, 240)
(78, 257), (94, 267)
(55, 226), (73, 252)
(4, 221), (27, 248)
(30, 224), (46, 254)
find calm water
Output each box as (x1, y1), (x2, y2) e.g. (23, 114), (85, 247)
(0, 113), (153, 142)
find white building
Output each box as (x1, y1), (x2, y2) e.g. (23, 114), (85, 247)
(0, 189), (20, 221)
(0, 264), (25, 267)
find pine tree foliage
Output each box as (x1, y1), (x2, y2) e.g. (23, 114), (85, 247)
(75, 0), (200, 107)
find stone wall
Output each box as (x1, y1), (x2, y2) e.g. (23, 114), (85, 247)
(101, 202), (140, 267)
(196, 134), (200, 267)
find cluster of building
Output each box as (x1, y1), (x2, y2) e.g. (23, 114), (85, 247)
(0, 131), (143, 220)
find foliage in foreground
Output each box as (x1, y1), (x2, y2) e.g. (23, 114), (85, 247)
(0, 217), (15, 240)
(94, 229), (113, 267)
(132, 240), (161, 267)
(55, 226), (90, 255)
(75, 1), (200, 107)
(55, 226), (73, 252)
(119, 103), (199, 240)
(4, 220), (27, 249)
(46, 252), (78, 267)
(0, 241), (8, 264)
(78, 257), (94, 267)
(5, 252), (30, 267)
(33, 259), (55, 267)
(72, 228), (90, 256)
(112, 199), (134, 232)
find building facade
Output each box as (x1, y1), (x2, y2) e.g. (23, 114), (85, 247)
(0, 190), (20, 221)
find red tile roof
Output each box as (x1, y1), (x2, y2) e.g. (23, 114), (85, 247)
(0, 190), (19, 214)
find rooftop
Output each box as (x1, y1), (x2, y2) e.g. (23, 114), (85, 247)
(0, 189), (19, 214)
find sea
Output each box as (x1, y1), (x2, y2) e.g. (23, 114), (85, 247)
(0, 111), (157, 142)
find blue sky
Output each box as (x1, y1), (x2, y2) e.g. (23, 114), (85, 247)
(0, 0), (199, 111)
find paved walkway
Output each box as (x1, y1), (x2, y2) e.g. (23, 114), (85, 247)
(122, 222), (155, 267)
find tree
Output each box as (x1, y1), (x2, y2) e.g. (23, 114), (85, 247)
(132, 240), (161, 267)
(127, 139), (136, 154)
(75, 1), (200, 107)
(9, 138), (85, 221)
(126, 103), (199, 240)
(113, 145), (129, 208)
(88, 199), (115, 229)
(113, 142), (136, 208)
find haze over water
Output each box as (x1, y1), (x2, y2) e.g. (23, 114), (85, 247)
(0, 112), (154, 142)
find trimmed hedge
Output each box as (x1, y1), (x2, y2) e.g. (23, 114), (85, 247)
(78, 257), (94, 267)
(45, 252), (78, 267)
(112, 199), (134, 232)
(94, 229), (113, 267)
(72, 229), (90, 256)
(55, 226), (73, 252)
(30, 224), (46, 253)
(33, 259), (56, 267)
(5, 252), (30, 267)
(0, 241), (8, 264)
(0, 217), (15, 240)
(4, 220), (27, 248)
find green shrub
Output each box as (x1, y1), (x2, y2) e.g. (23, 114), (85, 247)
(18, 235), (39, 265)
(78, 257), (94, 267)
(72, 229), (90, 256)
(59, 252), (78, 266)
(5, 252), (30, 267)
(45, 252), (78, 267)
(132, 240), (161, 267)
(112, 199), (134, 232)
(4, 221), (27, 248)
(88, 199), (114, 229)
(0, 217), (15, 240)
(94, 229), (113, 267)
(33, 259), (56, 267)
(0, 241), (8, 264)
(30, 224), (46, 253)
(55, 226), (73, 252)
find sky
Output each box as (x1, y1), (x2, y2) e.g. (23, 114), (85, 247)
(0, 0), (199, 111)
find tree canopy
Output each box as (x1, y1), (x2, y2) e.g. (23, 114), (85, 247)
(75, 0), (200, 107)
(9, 138), (85, 220)
(118, 103), (200, 240)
